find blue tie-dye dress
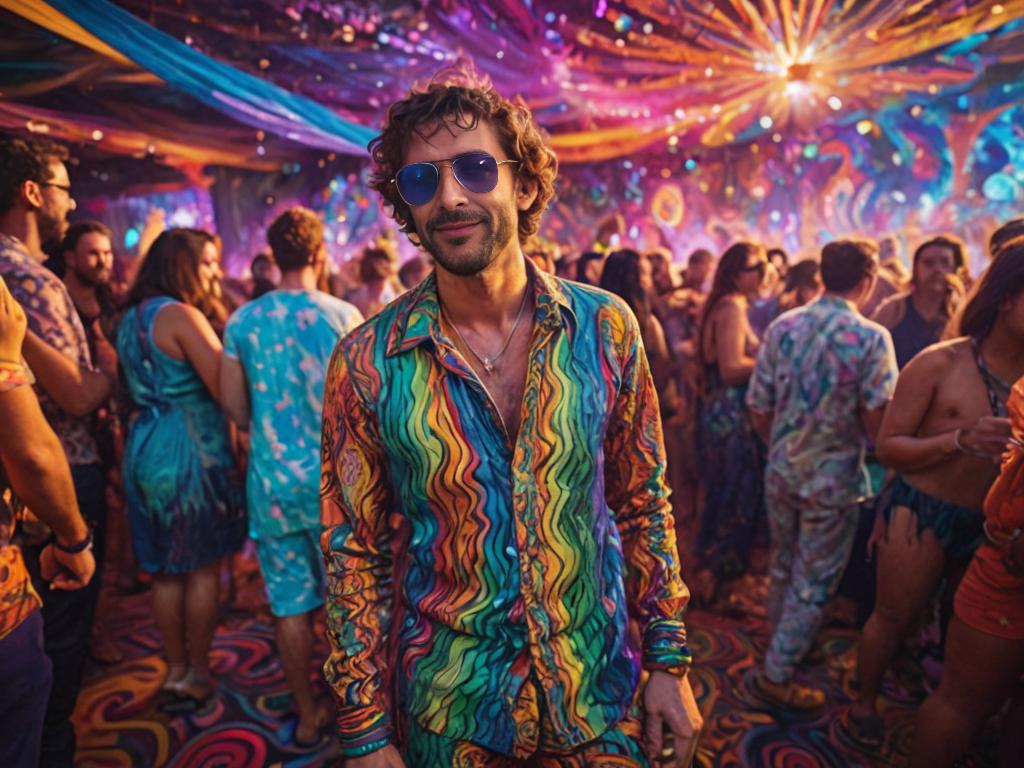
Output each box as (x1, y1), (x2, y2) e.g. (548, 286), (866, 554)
(116, 296), (246, 573)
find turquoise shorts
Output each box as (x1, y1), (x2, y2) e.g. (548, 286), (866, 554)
(254, 528), (326, 617)
(883, 476), (984, 563)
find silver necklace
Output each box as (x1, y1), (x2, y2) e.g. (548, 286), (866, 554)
(440, 286), (530, 374)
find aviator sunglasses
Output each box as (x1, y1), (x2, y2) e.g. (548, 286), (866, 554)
(393, 151), (519, 207)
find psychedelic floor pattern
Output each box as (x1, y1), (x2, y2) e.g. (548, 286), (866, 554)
(71, 569), (992, 768)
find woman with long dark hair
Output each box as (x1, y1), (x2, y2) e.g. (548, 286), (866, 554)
(694, 241), (767, 598)
(600, 249), (675, 404)
(116, 228), (246, 710)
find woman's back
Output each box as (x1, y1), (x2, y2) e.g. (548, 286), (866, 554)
(117, 297), (209, 409)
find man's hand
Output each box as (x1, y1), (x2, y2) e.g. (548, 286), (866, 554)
(643, 670), (703, 767)
(39, 543), (96, 591)
(344, 744), (405, 767)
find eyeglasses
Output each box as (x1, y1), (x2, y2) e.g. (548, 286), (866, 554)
(392, 151), (519, 207)
(741, 262), (767, 275)
(42, 181), (72, 193)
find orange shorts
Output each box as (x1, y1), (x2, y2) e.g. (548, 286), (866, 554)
(954, 542), (1024, 641)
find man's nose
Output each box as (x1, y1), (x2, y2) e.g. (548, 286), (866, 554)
(435, 163), (468, 208)
(68, 196), (77, 212)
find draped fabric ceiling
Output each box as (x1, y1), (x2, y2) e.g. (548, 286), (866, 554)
(1, 0), (1023, 258)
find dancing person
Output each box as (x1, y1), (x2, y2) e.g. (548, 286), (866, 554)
(348, 242), (401, 318)
(398, 255), (431, 290)
(872, 235), (968, 368)
(682, 248), (713, 294)
(910, 356), (1024, 766)
(693, 242), (766, 599)
(116, 229), (246, 712)
(990, 217), (1024, 257)
(321, 70), (701, 767)
(748, 258), (822, 337)
(0, 130), (116, 766)
(601, 248), (676, 409)
(0, 276), (96, 768)
(220, 207), (362, 749)
(745, 240), (897, 709)
(766, 247), (788, 281)
(847, 229), (1024, 750)
(575, 249), (604, 286)
(860, 235), (902, 317)
(249, 251), (281, 300)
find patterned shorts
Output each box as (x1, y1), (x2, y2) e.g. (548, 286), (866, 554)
(254, 528), (325, 617)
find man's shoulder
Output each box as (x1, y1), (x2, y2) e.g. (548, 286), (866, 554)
(554, 276), (635, 322)
(332, 288), (410, 360)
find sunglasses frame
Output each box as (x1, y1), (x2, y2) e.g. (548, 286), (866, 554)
(391, 151), (520, 207)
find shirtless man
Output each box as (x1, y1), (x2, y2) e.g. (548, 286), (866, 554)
(846, 224), (1024, 750)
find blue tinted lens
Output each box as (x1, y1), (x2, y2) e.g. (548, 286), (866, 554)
(452, 153), (499, 193)
(396, 162), (439, 206)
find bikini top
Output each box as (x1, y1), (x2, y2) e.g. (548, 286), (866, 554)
(972, 338), (1011, 418)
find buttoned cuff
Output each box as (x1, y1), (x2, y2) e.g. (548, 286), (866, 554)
(336, 704), (391, 757)
(642, 618), (693, 673)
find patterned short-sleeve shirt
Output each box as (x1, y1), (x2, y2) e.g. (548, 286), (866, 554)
(224, 289), (363, 537)
(747, 294), (898, 507)
(0, 234), (99, 466)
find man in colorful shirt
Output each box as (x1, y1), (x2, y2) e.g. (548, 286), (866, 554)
(746, 239), (897, 709)
(0, 275), (95, 767)
(320, 74), (701, 767)
(221, 207), (362, 749)
(0, 131), (114, 766)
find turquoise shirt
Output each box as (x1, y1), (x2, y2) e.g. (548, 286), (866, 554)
(224, 289), (362, 537)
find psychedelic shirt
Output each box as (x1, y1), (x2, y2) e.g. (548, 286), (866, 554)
(224, 290), (362, 538)
(0, 234), (99, 466)
(321, 267), (691, 757)
(0, 358), (42, 640)
(747, 294), (898, 507)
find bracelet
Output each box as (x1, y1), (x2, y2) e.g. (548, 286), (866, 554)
(53, 529), (93, 554)
(953, 428), (966, 453)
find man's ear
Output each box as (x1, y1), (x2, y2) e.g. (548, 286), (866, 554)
(22, 179), (43, 210)
(515, 174), (539, 213)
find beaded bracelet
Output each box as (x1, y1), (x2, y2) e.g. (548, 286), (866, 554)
(339, 737), (391, 758)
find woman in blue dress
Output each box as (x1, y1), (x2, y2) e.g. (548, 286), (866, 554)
(694, 242), (768, 599)
(117, 228), (245, 707)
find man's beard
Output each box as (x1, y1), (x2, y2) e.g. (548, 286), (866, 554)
(71, 264), (111, 288)
(37, 206), (66, 246)
(418, 207), (514, 277)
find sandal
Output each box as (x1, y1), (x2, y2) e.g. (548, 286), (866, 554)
(837, 709), (884, 752)
(158, 689), (215, 715)
(740, 668), (825, 711)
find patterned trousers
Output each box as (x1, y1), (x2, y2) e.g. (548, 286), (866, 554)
(402, 715), (650, 768)
(764, 491), (859, 682)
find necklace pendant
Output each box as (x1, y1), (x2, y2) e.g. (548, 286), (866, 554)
(482, 358), (494, 373)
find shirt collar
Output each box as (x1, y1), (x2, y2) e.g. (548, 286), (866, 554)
(386, 258), (576, 357)
(814, 293), (860, 313)
(0, 233), (35, 265)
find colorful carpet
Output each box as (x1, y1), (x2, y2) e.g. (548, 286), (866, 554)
(71, 567), (989, 767)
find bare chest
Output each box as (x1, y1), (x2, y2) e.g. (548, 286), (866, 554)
(921, 366), (997, 435)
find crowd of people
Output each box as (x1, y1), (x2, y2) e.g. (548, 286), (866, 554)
(0, 68), (1022, 768)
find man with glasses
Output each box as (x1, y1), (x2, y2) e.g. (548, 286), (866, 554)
(745, 239), (897, 711)
(320, 72), (702, 767)
(0, 131), (115, 766)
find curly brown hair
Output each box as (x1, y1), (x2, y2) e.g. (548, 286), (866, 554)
(0, 131), (70, 214)
(267, 206), (324, 271)
(368, 66), (558, 248)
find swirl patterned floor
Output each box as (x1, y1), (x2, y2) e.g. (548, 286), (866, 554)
(71, 567), (992, 767)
